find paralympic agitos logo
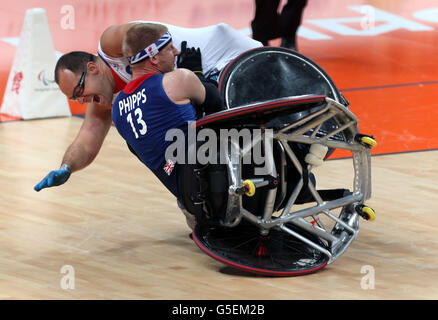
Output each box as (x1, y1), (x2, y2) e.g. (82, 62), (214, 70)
(37, 70), (56, 86)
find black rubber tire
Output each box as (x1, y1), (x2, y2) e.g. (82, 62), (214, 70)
(192, 220), (329, 276)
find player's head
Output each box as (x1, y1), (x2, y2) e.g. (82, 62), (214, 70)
(123, 23), (179, 74)
(54, 51), (113, 106)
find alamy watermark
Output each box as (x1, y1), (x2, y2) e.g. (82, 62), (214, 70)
(164, 122), (274, 175)
(60, 265), (75, 290)
(360, 265), (375, 290)
(60, 5), (75, 30)
(360, 5), (376, 31)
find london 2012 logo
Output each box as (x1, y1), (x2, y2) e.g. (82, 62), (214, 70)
(37, 70), (56, 86)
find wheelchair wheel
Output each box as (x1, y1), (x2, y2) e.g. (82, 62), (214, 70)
(218, 46), (346, 108)
(217, 46), (349, 156)
(192, 220), (329, 276)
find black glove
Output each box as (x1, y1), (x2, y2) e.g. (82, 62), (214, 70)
(177, 41), (203, 76)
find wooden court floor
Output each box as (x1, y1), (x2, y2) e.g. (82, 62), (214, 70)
(0, 0), (437, 300)
(0, 117), (436, 300)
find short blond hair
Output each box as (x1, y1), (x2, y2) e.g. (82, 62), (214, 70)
(122, 23), (168, 58)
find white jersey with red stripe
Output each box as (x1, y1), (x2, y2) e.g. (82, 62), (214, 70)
(98, 42), (132, 84)
(97, 21), (262, 92)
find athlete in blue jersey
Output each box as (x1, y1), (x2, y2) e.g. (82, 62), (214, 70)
(34, 21), (234, 192)
(113, 72), (196, 197)
(112, 23), (220, 198)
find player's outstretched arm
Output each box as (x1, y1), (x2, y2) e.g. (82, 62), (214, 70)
(34, 102), (112, 191)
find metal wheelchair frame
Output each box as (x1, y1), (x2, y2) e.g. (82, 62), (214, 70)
(219, 96), (372, 264)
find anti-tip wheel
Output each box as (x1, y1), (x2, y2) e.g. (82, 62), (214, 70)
(361, 206), (376, 221)
(356, 205), (376, 221)
(243, 179), (256, 197)
(361, 136), (378, 148)
(355, 134), (377, 148)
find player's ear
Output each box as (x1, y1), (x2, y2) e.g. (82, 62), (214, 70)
(87, 61), (99, 75)
(150, 55), (160, 66)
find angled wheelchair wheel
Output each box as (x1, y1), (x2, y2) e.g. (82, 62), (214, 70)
(218, 46), (346, 108)
(217, 46), (348, 155)
(192, 221), (329, 276)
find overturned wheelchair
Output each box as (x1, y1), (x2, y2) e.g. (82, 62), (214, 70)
(178, 47), (376, 276)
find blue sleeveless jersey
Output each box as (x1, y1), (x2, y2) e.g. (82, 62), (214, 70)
(112, 73), (196, 197)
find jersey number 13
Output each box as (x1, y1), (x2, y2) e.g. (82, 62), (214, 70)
(127, 108), (147, 139)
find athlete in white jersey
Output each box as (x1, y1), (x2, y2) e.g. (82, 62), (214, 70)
(34, 21), (262, 192)
(98, 22), (262, 85)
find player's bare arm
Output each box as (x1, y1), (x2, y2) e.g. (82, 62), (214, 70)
(163, 68), (206, 106)
(62, 102), (112, 173)
(34, 102), (112, 191)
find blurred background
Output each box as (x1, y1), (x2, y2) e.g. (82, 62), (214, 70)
(0, 0), (437, 154)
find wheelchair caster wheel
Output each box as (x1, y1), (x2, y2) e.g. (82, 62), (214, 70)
(355, 134), (377, 148)
(356, 205), (376, 221)
(243, 179), (256, 197)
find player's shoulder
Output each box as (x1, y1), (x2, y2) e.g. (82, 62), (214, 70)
(164, 68), (197, 82)
(100, 23), (138, 57)
(99, 25), (120, 54)
(162, 69), (200, 104)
